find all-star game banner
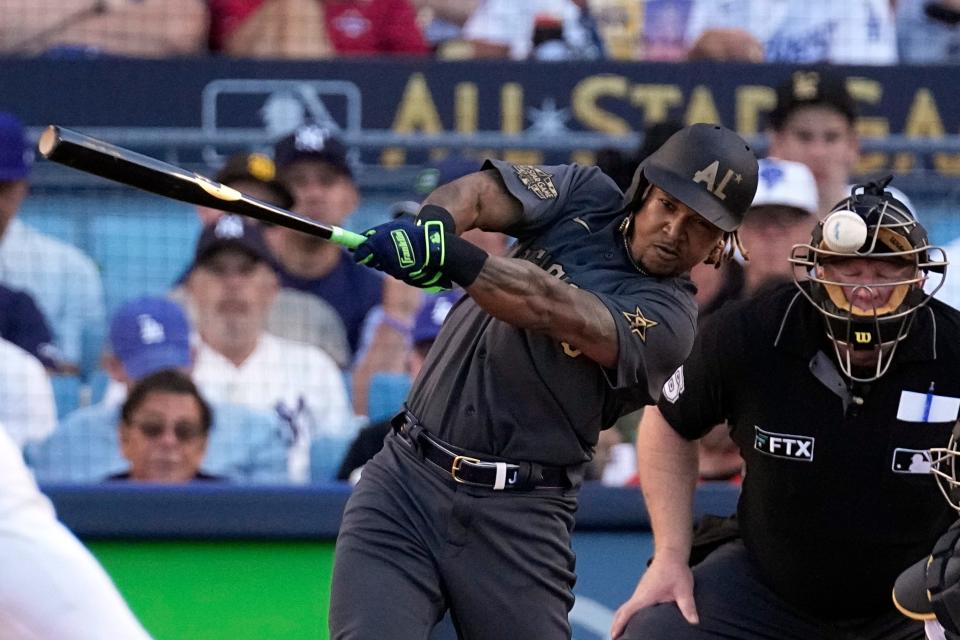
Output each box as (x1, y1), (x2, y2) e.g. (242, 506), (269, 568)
(1, 58), (957, 173)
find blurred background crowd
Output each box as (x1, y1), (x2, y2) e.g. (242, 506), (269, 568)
(1, 0), (959, 490)
(0, 0), (958, 63)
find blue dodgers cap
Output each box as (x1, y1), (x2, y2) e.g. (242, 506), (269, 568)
(0, 112), (33, 181)
(109, 297), (191, 381)
(412, 290), (464, 345)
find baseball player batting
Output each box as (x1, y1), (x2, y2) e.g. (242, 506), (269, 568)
(0, 422), (152, 639)
(329, 124), (759, 638)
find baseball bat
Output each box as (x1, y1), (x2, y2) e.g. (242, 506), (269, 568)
(37, 125), (367, 250)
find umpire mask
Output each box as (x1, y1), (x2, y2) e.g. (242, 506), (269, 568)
(790, 176), (947, 382)
(932, 422), (960, 512)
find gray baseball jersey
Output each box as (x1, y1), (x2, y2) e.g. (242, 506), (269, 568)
(405, 160), (698, 466)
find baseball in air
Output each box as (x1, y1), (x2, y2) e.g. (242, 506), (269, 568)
(822, 210), (868, 253)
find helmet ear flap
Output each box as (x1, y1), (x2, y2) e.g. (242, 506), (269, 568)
(622, 163), (651, 213)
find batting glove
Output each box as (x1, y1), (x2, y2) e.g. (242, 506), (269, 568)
(354, 217), (452, 289)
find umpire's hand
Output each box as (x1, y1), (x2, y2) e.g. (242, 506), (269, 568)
(610, 555), (699, 638)
(354, 217), (452, 290)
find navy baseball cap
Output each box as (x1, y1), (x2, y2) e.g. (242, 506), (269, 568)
(768, 69), (857, 130)
(412, 290), (464, 345)
(0, 112), (33, 181)
(273, 124), (352, 179)
(109, 297), (191, 381)
(192, 215), (277, 271)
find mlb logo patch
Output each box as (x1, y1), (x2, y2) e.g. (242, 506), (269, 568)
(754, 427), (815, 462)
(891, 448), (932, 474)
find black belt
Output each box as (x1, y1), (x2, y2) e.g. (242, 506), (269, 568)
(391, 413), (570, 491)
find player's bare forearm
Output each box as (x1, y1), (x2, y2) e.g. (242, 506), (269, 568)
(421, 169), (523, 233)
(637, 407), (699, 562)
(465, 255), (619, 368)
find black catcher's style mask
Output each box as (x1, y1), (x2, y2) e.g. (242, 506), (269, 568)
(790, 176), (947, 382)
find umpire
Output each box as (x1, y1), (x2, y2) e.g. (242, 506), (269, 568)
(330, 124), (759, 639)
(613, 178), (958, 640)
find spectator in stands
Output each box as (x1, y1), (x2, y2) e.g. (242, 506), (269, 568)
(270, 124), (422, 365)
(208, 0), (334, 58)
(412, 0), (480, 53)
(109, 370), (222, 483)
(0, 0), (209, 57)
(765, 69), (916, 220)
(462, 0), (604, 59)
(186, 215), (354, 482)
(173, 151), (351, 368)
(897, 0), (960, 63)
(0, 112), (105, 376)
(27, 296), (288, 484)
(337, 289), (463, 483)
(0, 283), (63, 371)
(209, 0), (428, 58)
(739, 158), (819, 296)
(641, 0), (693, 61)
(0, 338), (56, 450)
(196, 151), (295, 228)
(325, 0), (429, 55)
(684, 0), (897, 64)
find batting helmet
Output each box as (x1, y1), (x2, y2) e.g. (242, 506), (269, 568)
(790, 176), (947, 382)
(622, 123), (759, 232)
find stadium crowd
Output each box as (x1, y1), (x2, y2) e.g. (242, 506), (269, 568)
(0, 0), (958, 63)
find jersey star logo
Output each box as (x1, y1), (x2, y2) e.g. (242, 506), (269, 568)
(622, 307), (658, 342)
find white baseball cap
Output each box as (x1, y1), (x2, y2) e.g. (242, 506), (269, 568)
(751, 158), (818, 216)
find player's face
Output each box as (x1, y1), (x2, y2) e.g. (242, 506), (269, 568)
(630, 186), (724, 276)
(819, 257), (917, 313)
(188, 248), (278, 342)
(768, 107), (859, 191)
(120, 391), (208, 483)
(281, 161), (358, 226)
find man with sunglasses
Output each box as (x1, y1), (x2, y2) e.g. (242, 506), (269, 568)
(110, 369), (221, 483)
(28, 296), (288, 484)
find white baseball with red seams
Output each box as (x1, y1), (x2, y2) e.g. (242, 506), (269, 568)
(822, 209), (869, 253)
